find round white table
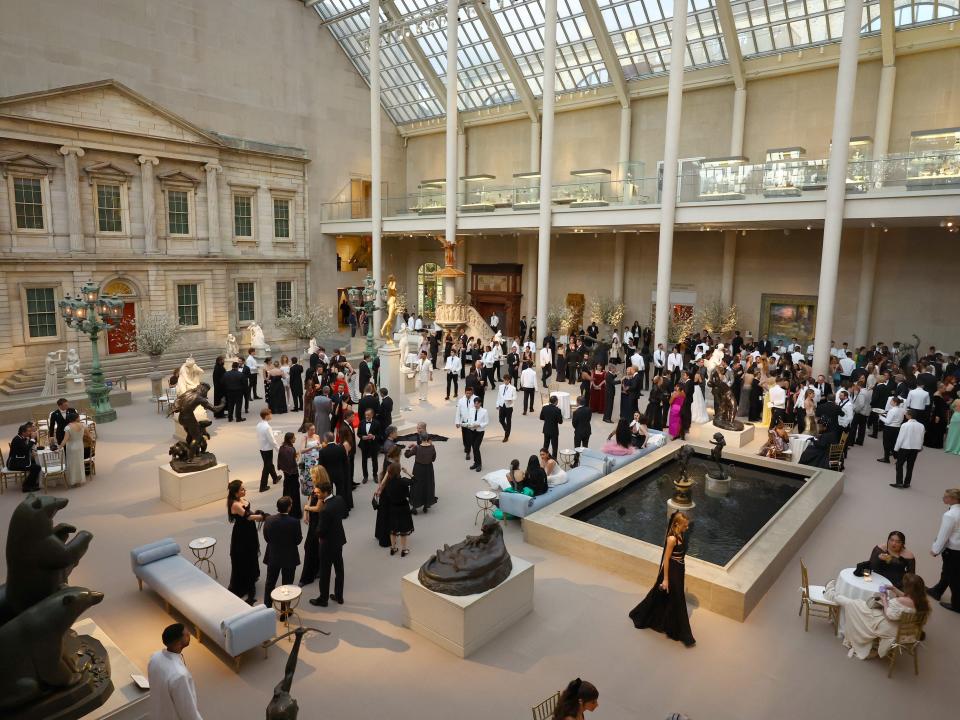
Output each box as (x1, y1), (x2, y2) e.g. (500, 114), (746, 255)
(550, 391), (571, 419)
(834, 566), (891, 635)
(188, 537), (218, 579)
(271, 585), (303, 638)
(474, 490), (497, 525)
(788, 434), (813, 464)
(558, 448), (577, 470)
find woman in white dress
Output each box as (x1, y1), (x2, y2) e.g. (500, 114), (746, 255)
(539, 448), (568, 487)
(834, 572), (928, 660)
(280, 354), (292, 405)
(62, 410), (86, 487)
(690, 371), (710, 424)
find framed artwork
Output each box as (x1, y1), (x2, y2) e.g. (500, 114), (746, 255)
(475, 273), (509, 293)
(759, 294), (817, 347)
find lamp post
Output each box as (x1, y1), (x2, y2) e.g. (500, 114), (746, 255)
(347, 273), (388, 360)
(59, 279), (125, 423)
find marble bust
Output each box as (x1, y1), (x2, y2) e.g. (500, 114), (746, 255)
(418, 518), (513, 596)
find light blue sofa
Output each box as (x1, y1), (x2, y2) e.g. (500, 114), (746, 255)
(497, 430), (667, 519)
(131, 538), (276, 670)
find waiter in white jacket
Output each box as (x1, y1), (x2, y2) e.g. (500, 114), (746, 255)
(653, 343), (666, 379)
(148, 623), (203, 720)
(929, 487), (960, 612)
(495, 374), (517, 442)
(464, 396), (489, 471)
(444, 351), (462, 400)
(891, 410), (924, 489)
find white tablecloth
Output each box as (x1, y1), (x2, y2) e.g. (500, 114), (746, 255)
(788, 434), (813, 463)
(550, 391), (571, 419)
(834, 566), (891, 635)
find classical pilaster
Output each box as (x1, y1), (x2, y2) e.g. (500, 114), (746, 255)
(204, 162), (222, 254)
(59, 145), (85, 252)
(720, 230), (737, 308)
(257, 184), (273, 254)
(137, 155), (159, 253)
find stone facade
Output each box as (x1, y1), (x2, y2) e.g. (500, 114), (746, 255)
(0, 81), (310, 376)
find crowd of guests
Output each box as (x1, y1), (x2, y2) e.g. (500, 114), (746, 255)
(5, 398), (95, 492)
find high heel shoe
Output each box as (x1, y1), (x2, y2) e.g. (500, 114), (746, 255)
(401, 549), (410, 557)
(390, 547), (398, 556)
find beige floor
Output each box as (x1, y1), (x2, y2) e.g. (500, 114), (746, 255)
(1, 377), (957, 720)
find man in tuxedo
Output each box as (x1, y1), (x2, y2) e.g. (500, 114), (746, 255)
(646, 376), (665, 429)
(262, 496), (302, 610)
(620, 366), (640, 420)
(519, 316), (527, 342)
(309, 479), (347, 607)
(358, 408), (381, 483)
(539, 395), (564, 457)
(465, 367), (484, 406)
(222, 362), (247, 421)
(603, 364), (618, 423)
(8, 422), (41, 492)
(378, 387), (393, 429)
(869, 370), (894, 437)
(358, 353), (372, 394)
(506, 347), (520, 389)
(358, 385), (380, 422)
(49, 398), (70, 444)
(318, 432), (351, 513)
(814, 374), (833, 403)
(586, 322), (599, 339)
(465, 396), (489, 471)
(331, 348), (347, 369)
(572, 396), (592, 449)
(289, 357), (304, 412)
(731, 330), (743, 357)
(455, 387), (476, 461)
(758, 335), (773, 356)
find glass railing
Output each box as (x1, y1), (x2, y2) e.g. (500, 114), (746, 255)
(320, 150), (960, 221)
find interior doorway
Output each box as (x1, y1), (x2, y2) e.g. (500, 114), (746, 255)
(102, 279), (138, 354)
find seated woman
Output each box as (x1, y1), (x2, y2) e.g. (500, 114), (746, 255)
(503, 458), (525, 492)
(864, 531), (916, 589)
(602, 418), (639, 456)
(540, 448), (568, 487)
(835, 573), (928, 660)
(758, 419), (790, 459)
(628, 412), (649, 449)
(518, 455), (548, 495)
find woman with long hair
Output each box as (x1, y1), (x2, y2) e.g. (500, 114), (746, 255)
(227, 480), (265, 604)
(602, 418), (637, 455)
(517, 455), (548, 496)
(667, 386), (686, 439)
(629, 511), (696, 647)
(551, 678), (599, 720)
(866, 530), (916, 589)
(298, 377), (317, 433)
(690, 370), (710, 425)
(277, 432), (301, 519)
(589, 362), (606, 415)
(299, 423), (321, 496)
(835, 572), (929, 660)
(945, 396), (960, 455)
(375, 460), (414, 557)
(298, 466), (330, 587)
(539, 448), (568, 487)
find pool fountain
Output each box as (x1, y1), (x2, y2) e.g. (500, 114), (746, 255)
(522, 440), (844, 620)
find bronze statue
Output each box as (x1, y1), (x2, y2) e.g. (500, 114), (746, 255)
(379, 274), (398, 344)
(167, 381), (223, 472)
(708, 432), (727, 479)
(676, 444), (695, 483)
(0, 495), (112, 719)
(708, 371), (745, 431)
(419, 517), (513, 596)
(264, 626), (330, 720)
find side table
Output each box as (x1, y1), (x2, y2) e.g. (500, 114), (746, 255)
(271, 585), (303, 639)
(188, 537), (217, 579)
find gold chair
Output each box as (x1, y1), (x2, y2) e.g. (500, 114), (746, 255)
(887, 610), (929, 678)
(84, 438), (97, 478)
(798, 559), (838, 632)
(39, 448), (67, 491)
(531, 691), (561, 720)
(828, 430), (849, 471)
(0, 447), (26, 494)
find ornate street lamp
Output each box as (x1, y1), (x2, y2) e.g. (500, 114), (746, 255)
(347, 273), (388, 360)
(59, 279), (125, 423)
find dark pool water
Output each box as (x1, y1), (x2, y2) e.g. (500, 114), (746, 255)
(572, 455), (808, 566)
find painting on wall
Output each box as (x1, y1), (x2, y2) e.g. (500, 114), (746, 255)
(475, 273), (509, 293)
(759, 294), (818, 347)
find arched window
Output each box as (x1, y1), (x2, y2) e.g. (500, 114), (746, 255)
(417, 263), (443, 320)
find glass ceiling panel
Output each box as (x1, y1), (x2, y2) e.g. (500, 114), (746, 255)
(598, 0), (727, 81)
(861, 0), (960, 30)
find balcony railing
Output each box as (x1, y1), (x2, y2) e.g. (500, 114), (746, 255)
(320, 150), (960, 222)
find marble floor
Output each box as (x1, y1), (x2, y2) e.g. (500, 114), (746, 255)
(1, 377), (957, 720)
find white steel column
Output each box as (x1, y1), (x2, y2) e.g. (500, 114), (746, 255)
(443, 0), (459, 306)
(370, 0), (383, 328)
(854, 229), (879, 348)
(535, 0), (558, 347)
(530, 120), (540, 171)
(618, 105), (632, 200)
(613, 232), (626, 302)
(59, 145), (85, 252)
(730, 88), (747, 156)
(811, 0), (864, 376)
(137, 155), (159, 254)
(720, 230), (736, 308)
(653, 1), (688, 348)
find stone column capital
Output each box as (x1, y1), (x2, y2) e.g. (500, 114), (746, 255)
(137, 155), (160, 166)
(59, 145), (85, 158)
(204, 162), (222, 174)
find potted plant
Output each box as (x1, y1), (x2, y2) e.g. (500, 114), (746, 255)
(128, 313), (182, 400)
(276, 305), (336, 354)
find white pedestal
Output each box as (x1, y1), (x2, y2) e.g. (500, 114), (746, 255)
(689, 420), (755, 448)
(378, 345), (408, 409)
(66, 374), (86, 392)
(350, 337), (366, 354)
(73, 618), (150, 720)
(158, 462), (229, 510)
(401, 556), (534, 658)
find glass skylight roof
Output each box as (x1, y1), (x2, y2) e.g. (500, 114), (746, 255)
(309, 0), (960, 125)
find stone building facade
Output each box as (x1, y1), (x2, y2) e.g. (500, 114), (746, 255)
(0, 80), (310, 376)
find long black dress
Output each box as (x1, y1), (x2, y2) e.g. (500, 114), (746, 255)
(228, 504), (260, 602)
(406, 442), (437, 512)
(267, 374), (288, 414)
(629, 532), (696, 647)
(381, 474), (414, 536)
(925, 395), (948, 448)
(299, 492), (321, 585)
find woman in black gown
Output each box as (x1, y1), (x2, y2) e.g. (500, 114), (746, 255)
(925, 385), (949, 448)
(374, 445), (403, 547)
(298, 466), (329, 586)
(267, 361), (288, 414)
(227, 480), (265, 604)
(629, 510), (696, 647)
(375, 460), (414, 557)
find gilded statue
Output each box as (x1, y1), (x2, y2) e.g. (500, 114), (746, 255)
(379, 274), (398, 344)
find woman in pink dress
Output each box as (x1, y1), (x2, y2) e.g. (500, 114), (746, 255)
(667, 386), (686, 439)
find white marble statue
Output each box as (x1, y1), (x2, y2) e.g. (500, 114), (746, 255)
(64, 348), (81, 377)
(247, 321), (269, 354)
(176, 356), (208, 422)
(225, 333), (239, 359)
(41, 350), (64, 397)
(704, 344), (725, 377)
(307, 337), (319, 358)
(396, 326), (412, 366)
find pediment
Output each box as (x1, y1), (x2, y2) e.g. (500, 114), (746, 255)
(83, 161), (133, 182)
(0, 80), (224, 147)
(0, 152), (56, 176)
(157, 169), (200, 186)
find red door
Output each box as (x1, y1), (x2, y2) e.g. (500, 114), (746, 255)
(107, 302), (136, 354)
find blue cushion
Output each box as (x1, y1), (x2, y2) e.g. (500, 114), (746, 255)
(130, 539), (180, 567)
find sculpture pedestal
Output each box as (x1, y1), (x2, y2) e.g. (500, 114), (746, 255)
(378, 345), (409, 412)
(689, 421), (755, 448)
(73, 619), (150, 720)
(666, 498), (696, 517)
(65, 374), (86, 393)
(158, 462), (228, 510)
(401, 556), (533, 658)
